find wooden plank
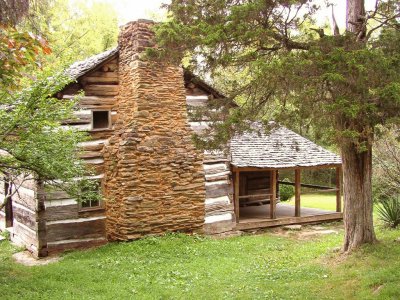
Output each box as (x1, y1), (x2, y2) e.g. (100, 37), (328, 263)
(78, 151), (103, 159)
(205, 201), (234, 216)
(82, 76), (118, 84)
(46, 218), (106, 242)
(84, 85), (118, 97)
(205, 181), (231, 198)
(239, 193), (272, 199)
(85, 71), (118, 78)
(336, 166), (342, 213)
(295, 169), (301, 217)
(89, 129), (114, 140)
(12, 220), (38, 247)
(235, 213), (343, 231)
(47, 238), (107, 255)
(270, 170), (277, 219)
(12, 205), (37, 230)
(234, 170), (240, 222)
(203, 219), (234, 235)
(45, 204), (79, 221)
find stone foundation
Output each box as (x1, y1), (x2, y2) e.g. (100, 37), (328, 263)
(104, 20), (206, 240)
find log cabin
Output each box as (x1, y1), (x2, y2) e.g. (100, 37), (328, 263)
(0, 20), (343, 257)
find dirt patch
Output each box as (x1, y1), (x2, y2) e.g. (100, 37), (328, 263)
(13, 251), (61, 266)
(269, 222), (344, 240)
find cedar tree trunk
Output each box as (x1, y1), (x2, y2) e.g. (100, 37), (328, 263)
(340, 0), (376, 252)
(341, 139), (376, 252)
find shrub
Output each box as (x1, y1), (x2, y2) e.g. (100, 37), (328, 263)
(376, 196), (400, 228)
(279, 178), (294, 201)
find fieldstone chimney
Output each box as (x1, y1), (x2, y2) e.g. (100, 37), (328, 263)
(104, 20), (206, 240)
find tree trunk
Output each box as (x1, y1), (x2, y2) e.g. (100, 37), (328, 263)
(346, 0), (365, 33)
(341, 139), (376, 252)
(340, 0), (376, 253)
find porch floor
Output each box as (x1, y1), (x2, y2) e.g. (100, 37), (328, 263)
(236, 203), (342, 230)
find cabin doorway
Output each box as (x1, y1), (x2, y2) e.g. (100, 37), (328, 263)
(4, 180), (13, 228)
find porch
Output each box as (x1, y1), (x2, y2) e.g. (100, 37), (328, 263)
(236, 202), (343, 230)
(230, 124), (344, 230)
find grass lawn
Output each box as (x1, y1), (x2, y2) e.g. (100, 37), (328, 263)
(286, 193), (342, 211)
(1, 223), (400, 300)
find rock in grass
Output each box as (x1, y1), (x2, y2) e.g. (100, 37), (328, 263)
(394, 237), (400, 243)
(283, 225), (302, 231)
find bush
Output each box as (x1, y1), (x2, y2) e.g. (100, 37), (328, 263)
(279, 178), (294, 201)
(376, 196), (400, 228)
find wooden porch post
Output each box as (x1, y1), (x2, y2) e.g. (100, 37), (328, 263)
(336, 166), (342, 212)
(270, 170), (277, 219)
(234, 169), (240, 222)
(295, 169), (301, 217)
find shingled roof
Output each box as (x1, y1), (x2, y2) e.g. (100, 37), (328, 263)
(64, 48), (225, 98)
(65, 48), (118, 79)
(230, 125), (341, 169)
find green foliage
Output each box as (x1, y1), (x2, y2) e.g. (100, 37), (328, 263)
(0, 1), (109, 205)
(18, 0), (119, 72)
(0, 70), (97, 202)
(279, 178), (294, 201)
(155, 1), (400, 150)
(376, 196), (400, 228)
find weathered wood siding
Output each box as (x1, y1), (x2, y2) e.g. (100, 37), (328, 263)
(185, 83), (235, 234)
(41, 59), (118, 254)
(0, 176), (42, 256)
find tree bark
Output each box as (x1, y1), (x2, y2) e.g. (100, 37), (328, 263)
(341, 139), (376, 252)
(340, 0), (376, 253)
(346, 0), (366, 39)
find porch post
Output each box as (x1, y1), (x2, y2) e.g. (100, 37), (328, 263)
(295, 169), (301, 217)
(336, 166), (342, 212)
(270, 170), (277, 219)
(234, 169), (240, 222)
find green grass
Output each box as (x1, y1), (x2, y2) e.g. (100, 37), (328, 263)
(286, 193), (342, 211)
(1, 224), (400, 300)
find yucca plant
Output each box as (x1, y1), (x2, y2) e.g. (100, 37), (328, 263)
(376, 196), (400, 228)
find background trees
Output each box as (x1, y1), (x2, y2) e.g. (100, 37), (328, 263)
(154, 0), (400, 251)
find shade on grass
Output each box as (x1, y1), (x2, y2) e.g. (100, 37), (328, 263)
(1, 224), (400, 299)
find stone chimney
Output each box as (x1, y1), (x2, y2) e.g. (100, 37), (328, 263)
(104, 20), (206, 240)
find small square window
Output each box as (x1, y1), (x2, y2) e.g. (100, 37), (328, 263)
(79, 181), (103, 211)
(92, 110), (110, 130)
(81, 199), (101, 209)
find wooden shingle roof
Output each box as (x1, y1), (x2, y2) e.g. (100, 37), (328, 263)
(64, 48), (224, 98)
(230, 125), (341, 169)
(65, 48), (118, 79)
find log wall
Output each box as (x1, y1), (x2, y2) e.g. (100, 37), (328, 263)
(0, 176), (42, 256)
(185, 84), (235, 235)
(39, 58), (118, 255)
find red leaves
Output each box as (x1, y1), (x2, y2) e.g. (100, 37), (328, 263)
(0, 26), (53, 90)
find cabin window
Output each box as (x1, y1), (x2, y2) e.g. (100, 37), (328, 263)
(92, 110), (110, 130)
(79, 181), (103, 211)
(81, 198), (101, 209)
